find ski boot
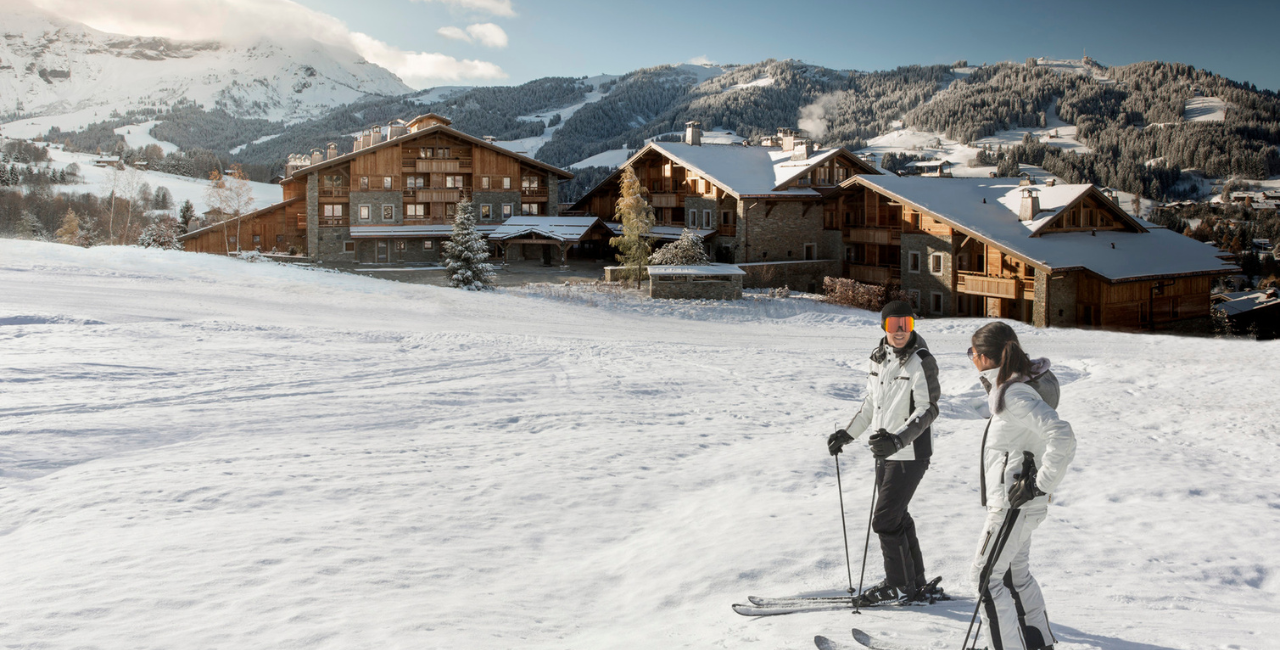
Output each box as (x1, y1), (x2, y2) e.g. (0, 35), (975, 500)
(854, 579), (904, 606)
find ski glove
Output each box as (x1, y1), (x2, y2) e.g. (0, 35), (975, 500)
(827, 430), (854, 456)
(868, 429), (904, 459)
(1008, 451), (1047, 508)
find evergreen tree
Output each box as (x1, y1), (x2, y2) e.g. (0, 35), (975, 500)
(442, 198), (494, 290)
(137, 217), (183, 250)
(649, 230), (710, 265)
(55, 208), (80, 245)
(609, 166), (654, 280)
(153, 186), (173, 211)
(178, 200), (195, 234)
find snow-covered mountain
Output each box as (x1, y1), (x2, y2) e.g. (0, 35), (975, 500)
(0, 5), (413, 131)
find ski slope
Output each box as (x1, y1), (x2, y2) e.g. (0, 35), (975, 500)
(1, 241), (1278, 650)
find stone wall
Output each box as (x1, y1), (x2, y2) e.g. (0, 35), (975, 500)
(900, 232), (954, 316)
(1037, 270), (1079, 327)
(472, 191), (521, 221)
(650, 275), (743, 300)
(316, 226), (354, 261)
(739, 260), (841, 292)
(546, 173), (560, 216)
(349, 191), (403, 225)
(306, 173), (319, 259)
(737, 200), (824, 264)
(684, 197), (718, 229)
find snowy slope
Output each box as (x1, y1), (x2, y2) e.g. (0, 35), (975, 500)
(0, 5), (412, 132)
(495, 73), (621, 158)
(1, 242), (1278, 650)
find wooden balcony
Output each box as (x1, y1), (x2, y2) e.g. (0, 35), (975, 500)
(649, 193), (682, 208)
(407, 189), (468, 203)
(414, 159), (472, 174)
(718, 224), (737, 237)
(318, 187), (349, 198)
(845, 227), (901, 245)
(318, 217), (348, 228)
(847, 264), (893, 285)
(957, 272), (1020, 299)
(520, 187), (548, 199)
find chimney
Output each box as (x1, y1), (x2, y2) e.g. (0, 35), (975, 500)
(388, 120), (407, 138)
(371, 126), (384, 144)
(1045, 178), (1056, 187)
(326, 143), (338, 160)
(779, 128), (797, 152)
(685, 120), (702, 146)
(483, 135), (497, 143)
(790, 139), (813, 162)
(360, 130), (372, 150)
(1019, 187), (1041, 222)
(310, 148), (323, 165)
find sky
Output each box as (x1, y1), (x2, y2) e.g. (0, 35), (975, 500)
(14, 0), (1280, 91)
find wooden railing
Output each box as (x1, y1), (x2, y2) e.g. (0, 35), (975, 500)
(718, 224), (737, 237)
(317, 216), (348, 227)
(520, 187), (548, 198)
(845, 227), (900, 245)
(847, 264), (893, 285)
(414, 159), (472, 173)
(318, 187), (349, 198)
(404, 188), (469, 203)
(649, 193), (682, 208)
(957, 272), (1019, 299)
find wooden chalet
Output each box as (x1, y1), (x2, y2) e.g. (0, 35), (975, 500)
(833, 175), (1239, 330)
(183, 113), (575, 264)
(568, 122), (880, 290)
(180, 198), (306, 255)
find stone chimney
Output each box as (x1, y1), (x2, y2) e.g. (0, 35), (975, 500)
(360, 130), (372, 150)
(309, 149), (323, 165)
(790, 139), (813, 161)
(1019, 187), (1042, 222)
(1045, 178), (1056, 187)
(685, 120), (702, 146)
(326, 143), (338, 160)
(779, 128), (797, 152)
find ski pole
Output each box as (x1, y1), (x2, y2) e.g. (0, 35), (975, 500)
(853, 458), (880, 615)
(961, 507), (1020, 650)
(834, 453), (857, 609)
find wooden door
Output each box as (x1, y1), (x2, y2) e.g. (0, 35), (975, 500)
(376, 240), (389, 263)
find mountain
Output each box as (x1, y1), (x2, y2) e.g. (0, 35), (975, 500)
(0, 4), (413, 130)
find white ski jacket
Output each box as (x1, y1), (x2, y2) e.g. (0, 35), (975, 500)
(844, 333), (940, 462)
(976, 364), (1077, 510)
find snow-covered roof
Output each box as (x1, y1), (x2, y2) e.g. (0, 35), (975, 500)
(349, 224), (500, 238)
(489, 216), (607, 242)
(854, 176), (1238, 281)
(647, 264), (746, 276)
(1215, 288), (1280, 317)
(648, 142), (853, 197)
(604, 223), (718, 241)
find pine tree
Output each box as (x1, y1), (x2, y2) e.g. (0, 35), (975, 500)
(609, 166), (654, 281)
(55, 208), (80, 245)
(442, 198), (494, 290)
(178, 200), (195, 234)
(649, 230), (710, 265)
(137, 217), (182, 250)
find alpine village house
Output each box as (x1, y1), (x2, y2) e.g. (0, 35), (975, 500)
(182, 118), (1236, 332)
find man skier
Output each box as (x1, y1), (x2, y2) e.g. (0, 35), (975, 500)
(827, 300), (941, 604)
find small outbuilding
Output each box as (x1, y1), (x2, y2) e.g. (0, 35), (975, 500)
(648, 264), (746, 300)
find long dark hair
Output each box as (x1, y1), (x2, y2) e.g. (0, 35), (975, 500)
(971, 322), (1032, 387)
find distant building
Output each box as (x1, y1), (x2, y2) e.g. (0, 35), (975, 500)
(1213, 287), (1280, 339)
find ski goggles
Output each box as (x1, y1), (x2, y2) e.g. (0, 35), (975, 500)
(883, 316), (914, 333)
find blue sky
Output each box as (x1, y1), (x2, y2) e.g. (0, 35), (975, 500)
(290, 0), (1280, 91)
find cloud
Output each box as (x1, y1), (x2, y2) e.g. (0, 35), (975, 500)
(18, 0), (506, 88)
(414, 0), (516, 17)
(438, 23), (508, 48)
(688, 55), (717, 66)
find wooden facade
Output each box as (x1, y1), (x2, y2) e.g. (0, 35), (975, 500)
(180, 198), (306, 255)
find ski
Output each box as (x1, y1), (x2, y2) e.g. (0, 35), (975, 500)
(815, 634), (856, 650)
(749, 577), (948, 609)
(732, 602), (853, 617)
(850, 628), (918, 650)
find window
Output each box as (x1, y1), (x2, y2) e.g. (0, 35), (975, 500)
(276, 235), (284, 243)
(406, 204), (425, 217)
(423, 240), (433, 250)
(344, 241), (355, 253)
(836, 167), (848, 182)
(931, 292), (944, 314)
(722, 210), (732, 225)
(908, 290), (921, 311)
(930, 253), (944, 274)
(502, 176), (511, 190)
(804, 243), (817, 261)
(502, 204), (513, 218)
(911, 212), (921, 230)
(817, 166), (829, 184)
(481, 205), (492, 220)
(445, 175), (464, 189)
(359, 205), (371, 221)
(446, 203), (456, 218)
(522, 203), (540, 215)
(439, 147), (450, 158)
(1023, 263), (1035, 279)
(522, 176), (539, 190)
(704, 210), (712, 229)
(360, 177), (369, 190)
(228, 235), (237, 244)
(419, 147), (428, 159)
(846, 246), (854, 262)
(908, 250), (921, 273)
(324, 204), (343, 217)
(395, 240), (406, 251)
(482, 176), (491, 190)
(252, 234), (261, 243)
(383, 176), (392, 190)
(382, 205), (394, 222)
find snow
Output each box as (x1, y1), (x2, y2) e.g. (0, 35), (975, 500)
(649, 141), (824, 197)
(113, 121), (179, 155)
(570, 131), (743, 170)
(1, 239), (1278, 649)
(490, 216), (605, 241)
(17, 142), (283, 216)
(1184, 97), (1231, 123)
(647, 263), (745, 276)
(495, 74), (621, 158)
(229, 133), (282, 156)
(724, 76), (775, 92)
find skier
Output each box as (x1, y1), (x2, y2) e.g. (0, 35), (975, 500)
(827, 300), (940, 604)
(967, 321), (1076, 650)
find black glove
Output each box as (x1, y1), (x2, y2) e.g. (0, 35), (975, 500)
(867, 428), (904, 459)
(1008, 451), (1046, 508)
(827, 429), (853, 456)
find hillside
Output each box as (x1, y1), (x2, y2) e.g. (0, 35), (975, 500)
(1, 240), (1278, 648)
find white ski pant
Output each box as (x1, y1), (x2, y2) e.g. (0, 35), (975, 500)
(969, 506), (1056, 650)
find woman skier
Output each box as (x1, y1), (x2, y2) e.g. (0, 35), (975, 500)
(966, 321), (1076, 650)
(827, 300), (941, 605)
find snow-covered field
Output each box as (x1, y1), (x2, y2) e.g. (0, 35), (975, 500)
(1, 240), (1278, 649)
(1184, 97), (1231, 123)
(113, 121), (179, 155)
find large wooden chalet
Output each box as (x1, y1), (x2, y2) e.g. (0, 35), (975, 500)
(181, 114), (577, 263)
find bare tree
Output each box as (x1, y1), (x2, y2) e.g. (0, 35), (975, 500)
(203, 165), (255, 253)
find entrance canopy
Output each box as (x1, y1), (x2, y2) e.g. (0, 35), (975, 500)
(604, 224), (718, 241)
(348, 224), (501, 238)
(489, 216), (614, 243)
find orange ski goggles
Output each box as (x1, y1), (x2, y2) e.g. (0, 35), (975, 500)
(884, 316), (914, 333)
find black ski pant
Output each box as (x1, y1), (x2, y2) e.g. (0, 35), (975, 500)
(872, 458), (929, 591)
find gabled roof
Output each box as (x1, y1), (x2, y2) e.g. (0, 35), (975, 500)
(178, 197), (302, 241)
(604, 223), (718, 241)
(489, 216), (612, 242)
(647, 141), (878, 197)
(285, 123), (572, 182)
(1215, 288), (1280, 317)
(851, 176), (1237, 281)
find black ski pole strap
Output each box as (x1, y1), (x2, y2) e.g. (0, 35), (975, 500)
(979, 419), (992, 507)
